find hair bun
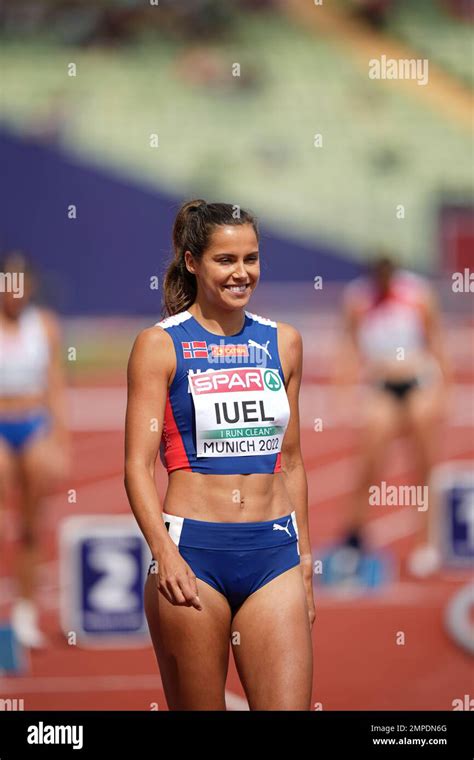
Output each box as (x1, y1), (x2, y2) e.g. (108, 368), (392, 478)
(188, 199), (207, 212)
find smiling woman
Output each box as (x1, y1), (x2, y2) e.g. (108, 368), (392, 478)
(161, 200), (261, 330)
(124, 199), (314, 711)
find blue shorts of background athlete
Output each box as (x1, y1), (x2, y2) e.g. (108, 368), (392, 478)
(0, 409), (51, 453)
(148, 510), (301, 616)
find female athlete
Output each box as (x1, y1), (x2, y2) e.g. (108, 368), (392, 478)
(336, 254), (451, 578)
(125, 200), (315, 710)
(0, 251), (70, 647)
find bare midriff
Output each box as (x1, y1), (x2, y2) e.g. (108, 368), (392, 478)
(0, 393), (46, 414)
(162, 469), (294, 523)
(364, 351), (440, 384)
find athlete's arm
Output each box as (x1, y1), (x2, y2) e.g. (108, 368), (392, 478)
(279, 323), (305, 471)
(278, 322), (315, 623)
(278, 324), (309, 553)
(278, 322), (312, 565)
(124, 327), (178, 557)
(330, 291), (363, 426)
(333, 291), (362, 385)
(124, 326), (202, 610)
(42, 309), (70, 444)
(422, 288), (453, 385)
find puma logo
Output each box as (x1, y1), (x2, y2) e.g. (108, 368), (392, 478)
(273, 519), (292, 537)
(248, 339), (272, 359)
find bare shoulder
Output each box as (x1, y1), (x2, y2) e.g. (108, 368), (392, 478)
(37, 307), (61, 344)
(276, 321), (303, 352)
(276, 321), (303, 385)
(128, 324), (176, 381)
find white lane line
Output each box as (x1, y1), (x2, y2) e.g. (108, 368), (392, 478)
(307, 439), (474, 506)
(0, 674), (248, 710)
(314, 581), (448, 606)
(366, 509), (419, 547)
(0, 674), (163, 694)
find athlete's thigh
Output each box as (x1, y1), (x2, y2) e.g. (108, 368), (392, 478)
(0, 438), (14, 535)
(405, 381), (445, 433)
(360, 387), (401, 448)
(0, 437), (14, 494)
(16, 433), (54, 507)
(231, 564), (313, 710)
(144, 572), (232, 710)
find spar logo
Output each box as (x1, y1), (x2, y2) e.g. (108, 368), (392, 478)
(264, 369), (281, 391)
(189, 367), (261, 395)
(189, 367), (282, 395)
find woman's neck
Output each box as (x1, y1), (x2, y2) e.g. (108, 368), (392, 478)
(187, 303), (246, 336)
(0, 310), (22, 324)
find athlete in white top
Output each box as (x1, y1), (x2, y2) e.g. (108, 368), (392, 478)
(0, 252), (70, 648)
(335, 255), (451, 578)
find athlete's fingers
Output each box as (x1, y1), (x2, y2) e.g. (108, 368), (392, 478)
(187, 568), (201, 601)
(177, 570), (202, 611)
(155, 572), (174, 604)
(157, 583), (174, 605)
(165, 577), (187, 605)
(186, 569), (203, 610)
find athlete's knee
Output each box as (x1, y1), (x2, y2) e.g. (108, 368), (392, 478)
(18, 526), (38, 548)
(356, 450), (384, 484)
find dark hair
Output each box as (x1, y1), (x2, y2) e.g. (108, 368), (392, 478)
(161, 199), (259, 317)
(0, 250), (36, 277)
(369, 248), (395, 271)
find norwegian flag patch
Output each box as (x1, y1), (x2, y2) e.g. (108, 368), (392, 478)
(181, 340), (208, 359)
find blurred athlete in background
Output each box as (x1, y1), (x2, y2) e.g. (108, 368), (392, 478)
(0, 251), (70, 647)
(335, 253), (451, 579)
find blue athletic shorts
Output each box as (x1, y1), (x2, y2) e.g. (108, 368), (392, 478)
(148, 510), (301, 615)
(0, 409), (51, 452)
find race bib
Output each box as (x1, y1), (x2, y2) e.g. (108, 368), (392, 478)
(188, 367), (290, 458)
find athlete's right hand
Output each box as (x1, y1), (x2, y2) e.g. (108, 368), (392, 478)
(154, 546), (203, 611)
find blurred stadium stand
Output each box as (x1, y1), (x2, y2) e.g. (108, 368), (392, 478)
(1, 0), (472, 295)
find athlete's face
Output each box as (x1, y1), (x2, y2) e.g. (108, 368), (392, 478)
(1, 270), (33, 318)
(186, 224), (260, 309)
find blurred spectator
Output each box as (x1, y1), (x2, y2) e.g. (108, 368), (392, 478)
(26, 89), (74, 146)
(442, 0), (474, 20)
(350, 0), (396, 29)
(174, 45), (261, 91)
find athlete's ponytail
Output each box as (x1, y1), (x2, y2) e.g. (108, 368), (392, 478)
(161, 199), (258, 318)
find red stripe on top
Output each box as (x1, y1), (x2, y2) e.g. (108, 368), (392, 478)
(162, 392), (192, 473)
